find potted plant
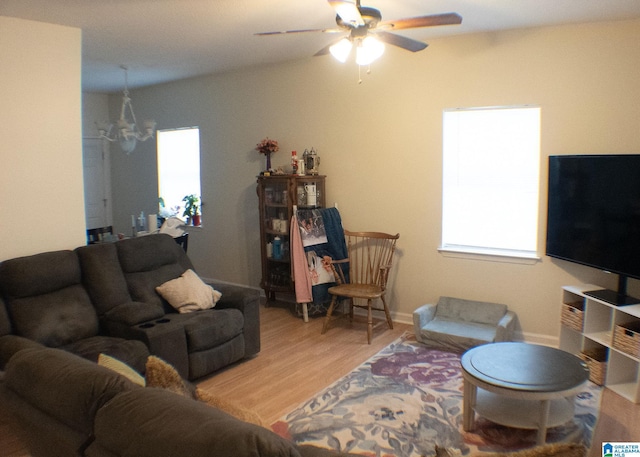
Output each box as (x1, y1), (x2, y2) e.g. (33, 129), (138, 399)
(182, 194), (201, 226)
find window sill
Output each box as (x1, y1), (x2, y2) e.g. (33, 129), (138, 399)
(438, 246), (541, 265)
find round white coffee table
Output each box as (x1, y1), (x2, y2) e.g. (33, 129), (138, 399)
(461, 342), (589, 445)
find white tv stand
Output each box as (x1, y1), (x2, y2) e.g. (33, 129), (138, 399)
(560, 285), (640, 403)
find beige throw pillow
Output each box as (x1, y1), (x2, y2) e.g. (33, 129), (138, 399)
(145, 355), (194, 397)
(156, 269), (222, 313)
(196, 387), (265, 427)
(145, 355), (264, 427)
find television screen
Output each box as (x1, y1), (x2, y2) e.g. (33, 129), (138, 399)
(546, 155), (640, 300)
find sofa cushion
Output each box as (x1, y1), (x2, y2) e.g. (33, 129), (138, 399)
(104, 300), (165, 326)
(75, 243), (132, 316)
(184, 309), (244, 351)
(436, 296), (507, 325)
(4, 347), (137, 435)
(0, 250), (100, 346)
(0, 250), (80, 298)
(420, 317), (499, 351)
(117, 233), (193, 274)
(156, 269), (222, 313)
(123, 265), (187, 310)
(0, 296), (11, 337)
(116, 234), (196, 312)
(88, 388), (301, 457)
(62, 335), (149, 374)
(188, 334), (246, 380)
(10, 284), (99, 347)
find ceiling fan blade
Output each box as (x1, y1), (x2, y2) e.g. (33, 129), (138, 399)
(379, 12), (462, 31)
(255, 27), (343, 36)
(375, 31), (428, 52)
(328, 0), (365, 26)
(314, 43), (334, 56)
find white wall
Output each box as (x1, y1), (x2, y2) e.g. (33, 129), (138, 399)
(82, 92), (109, 139)
(109, 19), (640, 342)
(0, 16), (84, 259)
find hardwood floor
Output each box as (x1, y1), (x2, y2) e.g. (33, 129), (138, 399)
(198, 302), (412, 424)
(0, 303), (410, 457)
(587, 387), (640, 457)
(1, 302), (639, 456)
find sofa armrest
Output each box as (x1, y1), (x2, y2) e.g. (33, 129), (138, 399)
(495, 310), (517, 342)
(119, 319), (190, 379)
(0, 335), (44, 369)
(104, 301), (165, 326)
(413, 304), (437, 338)
(207, 283), (261, 357)
(89, 388), (299, 457)
(209, 283), (259, 312)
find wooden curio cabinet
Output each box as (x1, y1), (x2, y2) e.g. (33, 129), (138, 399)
(256, 175), (326, 301)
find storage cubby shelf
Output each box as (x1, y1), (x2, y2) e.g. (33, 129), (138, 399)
(560, 285), (640, 403)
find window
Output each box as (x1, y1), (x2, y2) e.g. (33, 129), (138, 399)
(441, 106), (541, 259)
(157, 127), (202, 222)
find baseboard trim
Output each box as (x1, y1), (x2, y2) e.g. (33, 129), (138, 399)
(361, 309), (560, 347)
(200, 284), (561, 348)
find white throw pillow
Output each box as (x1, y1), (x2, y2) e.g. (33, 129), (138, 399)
(155, 269), (222, 313)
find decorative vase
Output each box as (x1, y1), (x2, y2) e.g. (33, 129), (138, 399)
(192, 214), (201, 226)
(265, 152), (272, 171)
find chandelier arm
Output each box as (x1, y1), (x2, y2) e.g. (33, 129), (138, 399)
(96, 65), (155, 153)
(124, 96), (140, 132)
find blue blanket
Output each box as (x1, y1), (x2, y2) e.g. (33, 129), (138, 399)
(297, 207), (349, 305)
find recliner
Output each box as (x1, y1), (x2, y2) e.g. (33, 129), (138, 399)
(0, 250), (149, 372)
(75, 234), (260, 380)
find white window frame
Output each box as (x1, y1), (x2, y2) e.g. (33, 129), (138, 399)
(157, 127), (202, 223)
(440, 105), (541, 261)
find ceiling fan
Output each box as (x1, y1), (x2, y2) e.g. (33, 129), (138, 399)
(256, 0), (462, 65)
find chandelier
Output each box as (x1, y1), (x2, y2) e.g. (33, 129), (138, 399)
(97, 66), (156, 154)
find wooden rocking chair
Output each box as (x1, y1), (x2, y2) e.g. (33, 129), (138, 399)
(321, 230), (400, 344)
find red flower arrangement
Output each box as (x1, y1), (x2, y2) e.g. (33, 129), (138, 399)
(256, 137), (279, 155)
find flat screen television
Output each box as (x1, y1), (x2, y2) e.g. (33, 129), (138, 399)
(546, 154), (640, 306)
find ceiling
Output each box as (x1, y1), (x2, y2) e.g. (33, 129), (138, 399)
(3, 0), (640, 93)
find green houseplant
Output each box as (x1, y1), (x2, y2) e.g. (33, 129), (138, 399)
(182, 194), (201, 226)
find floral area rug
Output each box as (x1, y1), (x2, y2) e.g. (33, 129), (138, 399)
(271, 333), (601, 457)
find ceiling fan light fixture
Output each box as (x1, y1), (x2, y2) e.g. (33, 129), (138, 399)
(329, 37), (353, 62)
(355, 35), (385, 66)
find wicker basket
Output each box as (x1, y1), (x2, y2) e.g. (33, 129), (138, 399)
(613, 321), (640, 358)
(579, 347), (608, 385)
(561, 301), (584, 332)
